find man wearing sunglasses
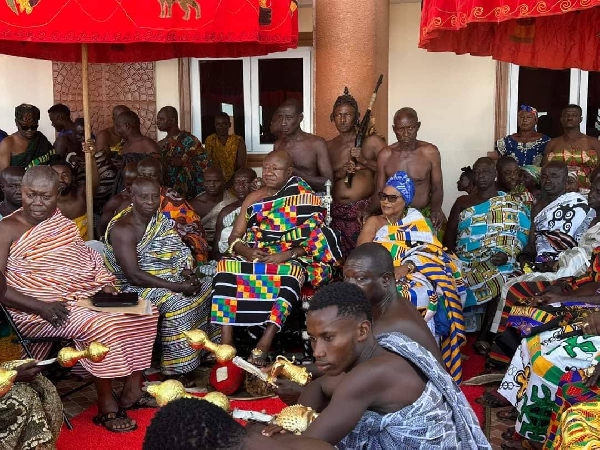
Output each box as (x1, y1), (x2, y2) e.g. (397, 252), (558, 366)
(0, 104), (57, 173)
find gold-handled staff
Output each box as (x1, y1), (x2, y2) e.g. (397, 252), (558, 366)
(146, 379), (230, 412)
(232, 404), (319, 435)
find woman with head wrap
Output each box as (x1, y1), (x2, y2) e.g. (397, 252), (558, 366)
(357, 171), (468, 384)
(495, 105), (550, 166)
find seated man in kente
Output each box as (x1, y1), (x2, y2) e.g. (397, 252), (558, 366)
(0, 166), (159, 432)
(97, 161), (139, 237)
(444, 157), (530, 354)
(137, 157), (209, 266)
(358, 171), (467, 383)
(104, 178), (217, 385)
(263, 283), (490, 448)
(0, 104), (57, 172)
(213, 150), (342, 365)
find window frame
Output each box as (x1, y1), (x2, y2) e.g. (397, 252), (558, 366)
(190, 47), (313, 154)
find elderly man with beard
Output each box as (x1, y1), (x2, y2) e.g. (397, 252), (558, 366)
(0, 167), (25, 219)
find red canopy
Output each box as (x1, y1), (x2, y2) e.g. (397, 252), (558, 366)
(419, 0), (600, 71)
(0, 0), (298, 62)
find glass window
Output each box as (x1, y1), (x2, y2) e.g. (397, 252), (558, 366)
(199, 60), (245, 142)
(586, 72), (600, 138)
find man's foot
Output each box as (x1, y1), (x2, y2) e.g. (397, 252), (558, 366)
(92, 410), (137, 433)
(475, 391), (511, 408)
(119, 391), (158, 410)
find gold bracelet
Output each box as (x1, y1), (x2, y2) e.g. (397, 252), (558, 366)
(227, 238), (243, 256)
(406, 261), (417, 274)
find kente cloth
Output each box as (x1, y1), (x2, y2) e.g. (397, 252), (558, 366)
(546, 148), (599, 192)
(200, 190), (236, 248)
(456, 194), (530, 306)
(330, 198), (371, 257)
(74, 151), (117, 211)
(218, 207), (241, 253)
(495, 135), (550, 166)
(160, 131), (210, 198)
(72, 214), (88, 240)
(111, 152), (147, 195)
(204, 134), (243, 183)
(5, 209), (159, 378)
(545, 370), (600, 449)
(373, 208), (467, 384)
(160, 187), (209, 266)
(0, 375), (62, 450)
(498, 325), (600, 442)
(337, 332), (490, 450)
(10, 132), (57, 168)
(212, 177), (342, 329)
(534, 192), (594, 264)
(104, 208), (218, 375)
(385, 170), (415, 204)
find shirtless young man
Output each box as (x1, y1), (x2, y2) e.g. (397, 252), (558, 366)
(48, 104), (78, 158)
(366, 107), (445, 229)
(273, 99), (333, 192)
(0, 167), (24, 218)
(96, 105), (130, 157)
(189, 168), (231, 218)
(326, 89), (385, 256)
(97, 162), (139, 237)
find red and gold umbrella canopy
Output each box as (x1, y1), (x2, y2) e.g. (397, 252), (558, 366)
(419, 0), (600, 71)
(0, 0), (298, 62)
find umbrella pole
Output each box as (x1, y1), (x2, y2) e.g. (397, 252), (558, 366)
(81, 43), (94, 241)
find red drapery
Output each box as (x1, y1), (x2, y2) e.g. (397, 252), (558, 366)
(420, 0), (600, 71)
(0, 0), (298, 62)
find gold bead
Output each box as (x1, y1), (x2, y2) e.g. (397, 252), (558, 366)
(0, 368), (17, 397)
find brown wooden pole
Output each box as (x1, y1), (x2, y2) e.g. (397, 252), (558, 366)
(81, 44), (94, 241)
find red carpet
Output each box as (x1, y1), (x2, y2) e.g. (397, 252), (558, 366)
(57, 335), (486, 450)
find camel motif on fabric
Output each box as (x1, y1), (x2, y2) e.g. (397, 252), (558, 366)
(158, 0), (201, 20)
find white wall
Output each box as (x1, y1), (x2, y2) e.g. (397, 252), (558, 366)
(155, 59), (180, 140)
(388, 3), (496, 214)
(298, 5), (313, 33)
(0, 56), (55, 140)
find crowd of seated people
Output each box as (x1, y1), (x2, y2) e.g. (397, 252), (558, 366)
(0, 97), (598, 449)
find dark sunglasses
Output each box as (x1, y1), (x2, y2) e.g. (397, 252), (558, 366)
(18, 124), (38, 131)
(378, 192), (401, 203)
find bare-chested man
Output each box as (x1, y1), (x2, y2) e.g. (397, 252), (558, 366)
(326, 88), (385, 256)
(97, 162), (139, 237)
(0, 167), (25, 219)
(366, 107), (445, 230)
(0, 104), (56, 173)
(273, 99), (333, 192)
(48, 104), (78, 158)
(96, 105), (130, 157)
(543, 104), (600, 193)
(50, 146), (99, 240)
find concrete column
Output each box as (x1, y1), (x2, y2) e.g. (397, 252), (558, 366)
(314, 0), (389, 141)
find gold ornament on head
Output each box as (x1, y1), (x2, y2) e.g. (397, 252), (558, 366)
(267, 356), (312, 386)
(0, 368), (18, 397)
(57, 342), (110, 368)
(184, 330), (237, 363)
(273, 404), (319, 435)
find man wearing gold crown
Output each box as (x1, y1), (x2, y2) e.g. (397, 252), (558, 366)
(0, 165), (159, 433)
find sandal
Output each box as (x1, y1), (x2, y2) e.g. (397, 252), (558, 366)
(248, 348), (269, 367)
(121, 391), (158, 410)
(475, 391), (511, 408)
(473, 341), (492, 355)
(92, 409), (138, 433)
(497, 407), (518, 422)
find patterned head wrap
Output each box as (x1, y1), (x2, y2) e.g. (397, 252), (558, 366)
(385, 171), (415, 205)
(567, 168), (578, 180)
(15, 104), (40, 123)
(521, 165), (541, 183)
(330, 87), (360, 125)
(519, 104), (538, 120)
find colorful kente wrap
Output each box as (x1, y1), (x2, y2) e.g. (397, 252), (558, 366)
(10, 132), (57, 168)
(546, 148), (599, 192)
(456, 193), (530, 306)
(159, 131), (210, 198)
(330, 198), (371, 257)
(104, 208), (217, 375)
(545, 369), (600, 449)
(205, 133), (243, 184)
(160, 187), (209, 266)
(385, 170), (415, 204)
(211, 177), (342, 329)
(373, 208), (467, 384)
(495, 135), (550, 167)
(534, 192), (594, 264)
(498, 325), (600, 442)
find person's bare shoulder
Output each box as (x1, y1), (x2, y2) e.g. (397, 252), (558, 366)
(0, 212), (27, 242)
(377, 145), (393, 160)
(418, 140), (440, 155)
(0, 135), (15, 153)
(585, 135), (600, 151)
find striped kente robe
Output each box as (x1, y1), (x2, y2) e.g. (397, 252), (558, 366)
(5, 209), (158, 379)
(104, 207), (218, 376)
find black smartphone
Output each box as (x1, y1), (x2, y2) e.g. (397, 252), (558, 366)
(91, 291), (138, 307)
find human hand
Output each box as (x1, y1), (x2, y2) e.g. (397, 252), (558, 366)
(359, 210), (371, 227)
(343, 160), (356, 174)
(248, 248), (270, 262)
(394, 265), (410, 282)
(350, 147), (363, 161)
(101, 285), (118, 295)
(177, 279), (201, 296)
(251, 177), (263, 191)
(272, 378), (303, 405)
(262, 423), (288, 437)
(36, 301), (70, 328)
(429, 209), (446, 230)
(260, 251), (292, 264)
(14, 361), (43, 383)
(490, 252), (509, 267)
(83, 139), (96, 154)
(533, 291), (564, 306)
(582, 313), (600, 336)
(540, 284), (564, 295)
(585, 363), (600, 388)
